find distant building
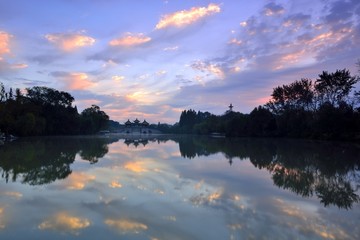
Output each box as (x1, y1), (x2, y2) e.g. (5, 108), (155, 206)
(125, 119), (132, 127)
(124, 119), (151, 134)
(142, 119), (149, 127)
(133, 118), (140, 125)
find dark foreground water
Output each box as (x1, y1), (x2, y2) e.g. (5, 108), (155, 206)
(0, 135), (359, 239)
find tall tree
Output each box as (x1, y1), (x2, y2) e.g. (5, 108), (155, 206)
(266, 78), (314, 114)
(80, 105), (109, 134)
(0, 83), (5, 102)
(26, 86), (75, 107)
(315, 69), (358, 106)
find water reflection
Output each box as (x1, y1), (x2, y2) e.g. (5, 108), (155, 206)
(0, 135), (359, 239)
(0, 136), (117, 185)
(174, 136), (360, 209)
(0, 135), (359, 211)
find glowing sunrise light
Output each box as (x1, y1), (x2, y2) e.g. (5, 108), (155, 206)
(126, 91), (147, 102)
(125, 90), (165, 105)
(0, 0), (357, 124)
(155, 3), (220, 29)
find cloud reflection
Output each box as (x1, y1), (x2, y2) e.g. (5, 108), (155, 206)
(105, 219), (148, 234)
(0, 207), (5, 229)
(3, 191), (23, 199)
(189, 190), (223, 206)
(61, 172), (96, 190)
(109, 180), (122, 188)
(0, 136), (358, 239)
(267, 197), (349, 239)
(38, 212), (90, 235)
(124, 161), (148, 173)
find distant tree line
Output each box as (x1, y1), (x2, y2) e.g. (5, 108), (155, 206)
(173, 68), (360, 140)
(0, 84), (109, 136)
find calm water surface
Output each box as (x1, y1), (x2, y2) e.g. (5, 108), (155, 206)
(0, 135), (359, 239)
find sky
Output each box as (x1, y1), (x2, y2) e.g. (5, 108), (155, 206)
(0, 0), (359, 124)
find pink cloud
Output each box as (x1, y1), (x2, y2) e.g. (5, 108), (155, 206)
(45, 33), (95, 51)
(0, 31), (12, 56)
(53, 72), (96, 90)
(10, 63), (28, 69)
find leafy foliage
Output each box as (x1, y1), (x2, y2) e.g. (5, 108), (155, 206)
(0, 85), (110, 136)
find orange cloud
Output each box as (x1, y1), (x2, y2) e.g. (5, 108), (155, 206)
(0, 31), (12, 56)
(38, 212), (90, 234)
(109, 33), (151, 47)
(155, 3), (220, 29)
(45, 33), (95, 51)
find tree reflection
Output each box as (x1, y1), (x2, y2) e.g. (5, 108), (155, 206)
(0, 136), (118, 185)
(77, 137), (112, 164)
(176, 136), (360, 209)
(2, 135), (359, 209)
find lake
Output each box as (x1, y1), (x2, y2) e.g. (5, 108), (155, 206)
(0, 135), (359, 239)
